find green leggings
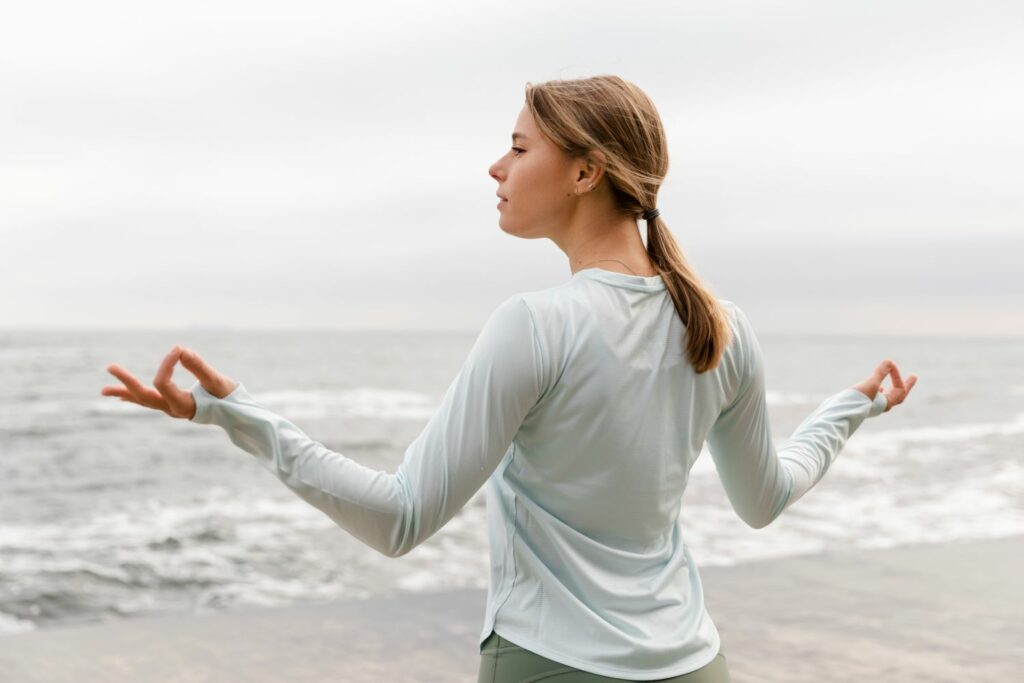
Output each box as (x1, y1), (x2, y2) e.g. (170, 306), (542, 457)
(478, 630), (731, 682)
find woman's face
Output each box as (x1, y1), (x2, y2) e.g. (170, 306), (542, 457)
(489, 105), (582, 239)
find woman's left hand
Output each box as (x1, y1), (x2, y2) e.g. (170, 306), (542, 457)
(101, 345), (237, 420)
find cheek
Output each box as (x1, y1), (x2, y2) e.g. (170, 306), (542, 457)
(515, 161), (563, 204)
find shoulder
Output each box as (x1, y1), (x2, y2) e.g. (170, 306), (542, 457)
(511, 277), (588, 326)
(487, 293), (537, 330)
(712, 298), (756, 375)
(476, 294), (541, 354)
(716, 297), (740, 319)
(716, 298), (752, 337)
(471, 294), (549, 392)
(487, 290), (559, 373)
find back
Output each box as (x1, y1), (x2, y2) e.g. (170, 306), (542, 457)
(513, 267), (737, 549)
(478, 267), (739, 678)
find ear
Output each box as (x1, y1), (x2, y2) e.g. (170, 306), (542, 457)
(576, 149), (608, 187)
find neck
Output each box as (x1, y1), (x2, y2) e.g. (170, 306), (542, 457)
(560, 216), (656, 277)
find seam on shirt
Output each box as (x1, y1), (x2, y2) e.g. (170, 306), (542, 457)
(518, 296), (553, 409)
(720, 303), (754, 416)
(770, 467), (795, 521)
(275, 429), (403, 516)
(492, 440), (521, 626)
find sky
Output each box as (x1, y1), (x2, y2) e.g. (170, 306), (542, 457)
(2, 0), (1022, 336)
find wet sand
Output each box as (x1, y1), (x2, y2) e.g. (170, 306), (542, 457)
(1, 534), (1020, 682)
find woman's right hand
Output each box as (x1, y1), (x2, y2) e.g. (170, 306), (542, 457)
(852, 359), (917, 413)
(101, 346), (237, 420)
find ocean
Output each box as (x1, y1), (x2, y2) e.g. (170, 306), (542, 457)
(1, 327), (1022, 636)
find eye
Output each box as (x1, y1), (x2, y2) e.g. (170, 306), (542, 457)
(511, 146), (525, 157)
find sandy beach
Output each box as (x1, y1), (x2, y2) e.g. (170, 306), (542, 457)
(1, 534), (1020, 682)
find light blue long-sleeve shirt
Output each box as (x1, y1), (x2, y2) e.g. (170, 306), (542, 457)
(189, 267), (887, 680)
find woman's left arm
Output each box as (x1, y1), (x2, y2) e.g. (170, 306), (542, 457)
(187, 294), (547, 558)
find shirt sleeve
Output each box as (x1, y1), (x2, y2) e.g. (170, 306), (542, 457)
(706, 304), (888, 529)
(188, 294), (547, 558)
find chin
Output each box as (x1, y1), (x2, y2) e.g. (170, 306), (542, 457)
(497, 216), (519, 236)
(498, 219), (544, 240)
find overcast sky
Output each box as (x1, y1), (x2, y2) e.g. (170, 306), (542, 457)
(2, 0), (1022, 336)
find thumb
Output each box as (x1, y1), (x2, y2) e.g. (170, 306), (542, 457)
(181, 347), (236, 398)
(180, 347), (203, 374)
(874, 359), (895, 386)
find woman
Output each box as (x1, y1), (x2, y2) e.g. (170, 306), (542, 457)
(102, 75), (917, 682)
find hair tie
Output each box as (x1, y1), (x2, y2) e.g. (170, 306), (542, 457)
(641, 207), (660, 221)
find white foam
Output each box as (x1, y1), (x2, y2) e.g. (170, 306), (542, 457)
(856, 411), (1024, 444)
(679, 416), (1024, 568)
(0, 611), (36, 635)
(764, 390), (820, 406)
(0, 346), (82, 362)
(3, 403), (1022, 633)
(253, 387), (438, 420)
(77, 387), (440, 421)
(688, 411), (1024, 482)
(0, 484), (493, 629)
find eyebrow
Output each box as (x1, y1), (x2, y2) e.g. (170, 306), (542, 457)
(511, 132), (530, 141)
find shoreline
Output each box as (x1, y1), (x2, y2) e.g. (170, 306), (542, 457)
(2, 534), (1021, 682)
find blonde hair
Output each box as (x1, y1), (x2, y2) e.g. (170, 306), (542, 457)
(524, 75), (733, 373)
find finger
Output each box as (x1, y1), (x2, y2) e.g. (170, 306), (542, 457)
(181, 347), (230, 393)
(107, 364), (151, 397)
(153, 345), (184, 393)
(873, 359), (894, 386)
(106, 364), (169, 411)
(101, 385), (143, 407)
(102, 386), (149, 408)
(179, 347), (214, 381)
(889, 363), (904, 390)
(101, 385), (133, 399)
(180, 347), (237, 399)
(153, 346), (193, 413)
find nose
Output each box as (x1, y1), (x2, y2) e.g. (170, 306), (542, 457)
(488, 158), (504, 183)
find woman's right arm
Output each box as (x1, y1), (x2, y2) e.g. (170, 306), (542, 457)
(705, 305), (894, 529)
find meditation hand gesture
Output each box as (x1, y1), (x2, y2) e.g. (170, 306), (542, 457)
(101, 345), (238, 420)
(852, 359), (918, 413)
